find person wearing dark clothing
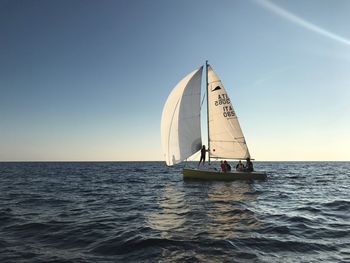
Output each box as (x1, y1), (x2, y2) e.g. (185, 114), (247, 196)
(245, 158), (254, 172)
(198, 145), (208, 167)
(224, 160), (231, 172)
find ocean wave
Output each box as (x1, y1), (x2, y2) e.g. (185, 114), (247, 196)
(323, 200), (350, 210)
(234, 236), (338, 253)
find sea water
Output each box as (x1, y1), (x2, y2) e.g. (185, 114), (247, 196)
(0, 162), (349, 262)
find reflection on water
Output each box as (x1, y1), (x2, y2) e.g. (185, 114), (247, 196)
(147, 181), (261, 241)
(146, 184), (188, 238)
(148, 180), (262, 262)
(206, 182), (260, 239)
(159, 248), (230, 263)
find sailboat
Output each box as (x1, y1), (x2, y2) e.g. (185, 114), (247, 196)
(161, 61), (267, 181)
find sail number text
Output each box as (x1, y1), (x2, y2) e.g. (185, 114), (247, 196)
(214, 94), (236, 118)
(214, 94), (230, 106)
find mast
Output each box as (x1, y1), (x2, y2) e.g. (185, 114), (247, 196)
(205, 60), (211, 164)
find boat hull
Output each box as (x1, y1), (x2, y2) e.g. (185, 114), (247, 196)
(183, 168), (267, 181)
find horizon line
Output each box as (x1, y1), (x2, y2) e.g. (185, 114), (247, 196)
(0, 160), (349, 163)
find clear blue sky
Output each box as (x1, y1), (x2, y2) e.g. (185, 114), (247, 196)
(1, 0), (349, 161)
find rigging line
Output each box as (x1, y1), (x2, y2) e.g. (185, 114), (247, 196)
(210, 140), (245, 143)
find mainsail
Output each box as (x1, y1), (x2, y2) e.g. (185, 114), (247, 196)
(207, 65), (250, 159)
(161, 67), (203, 166)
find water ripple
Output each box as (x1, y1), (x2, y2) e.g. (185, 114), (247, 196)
(0, 161), (349, 262)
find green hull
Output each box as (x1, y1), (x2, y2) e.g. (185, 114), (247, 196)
(183, 168), (267, 181)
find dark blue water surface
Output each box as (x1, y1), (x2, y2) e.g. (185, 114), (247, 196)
(0, 162), (349, 262)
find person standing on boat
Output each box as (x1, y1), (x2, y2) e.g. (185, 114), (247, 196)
(198, 145), (208, 167)
(245, 158), (254, 172)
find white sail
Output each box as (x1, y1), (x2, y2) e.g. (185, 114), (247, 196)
(207, 65), (250, 159)
(161, 67), (203, 166)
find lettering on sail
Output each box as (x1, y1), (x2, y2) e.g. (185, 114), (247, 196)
(214, 93), (236, 118)
(222, 105), (235, 118)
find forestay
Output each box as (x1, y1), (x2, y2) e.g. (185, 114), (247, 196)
(207, 65), (250, 159)
(161, 67), (203, 166)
